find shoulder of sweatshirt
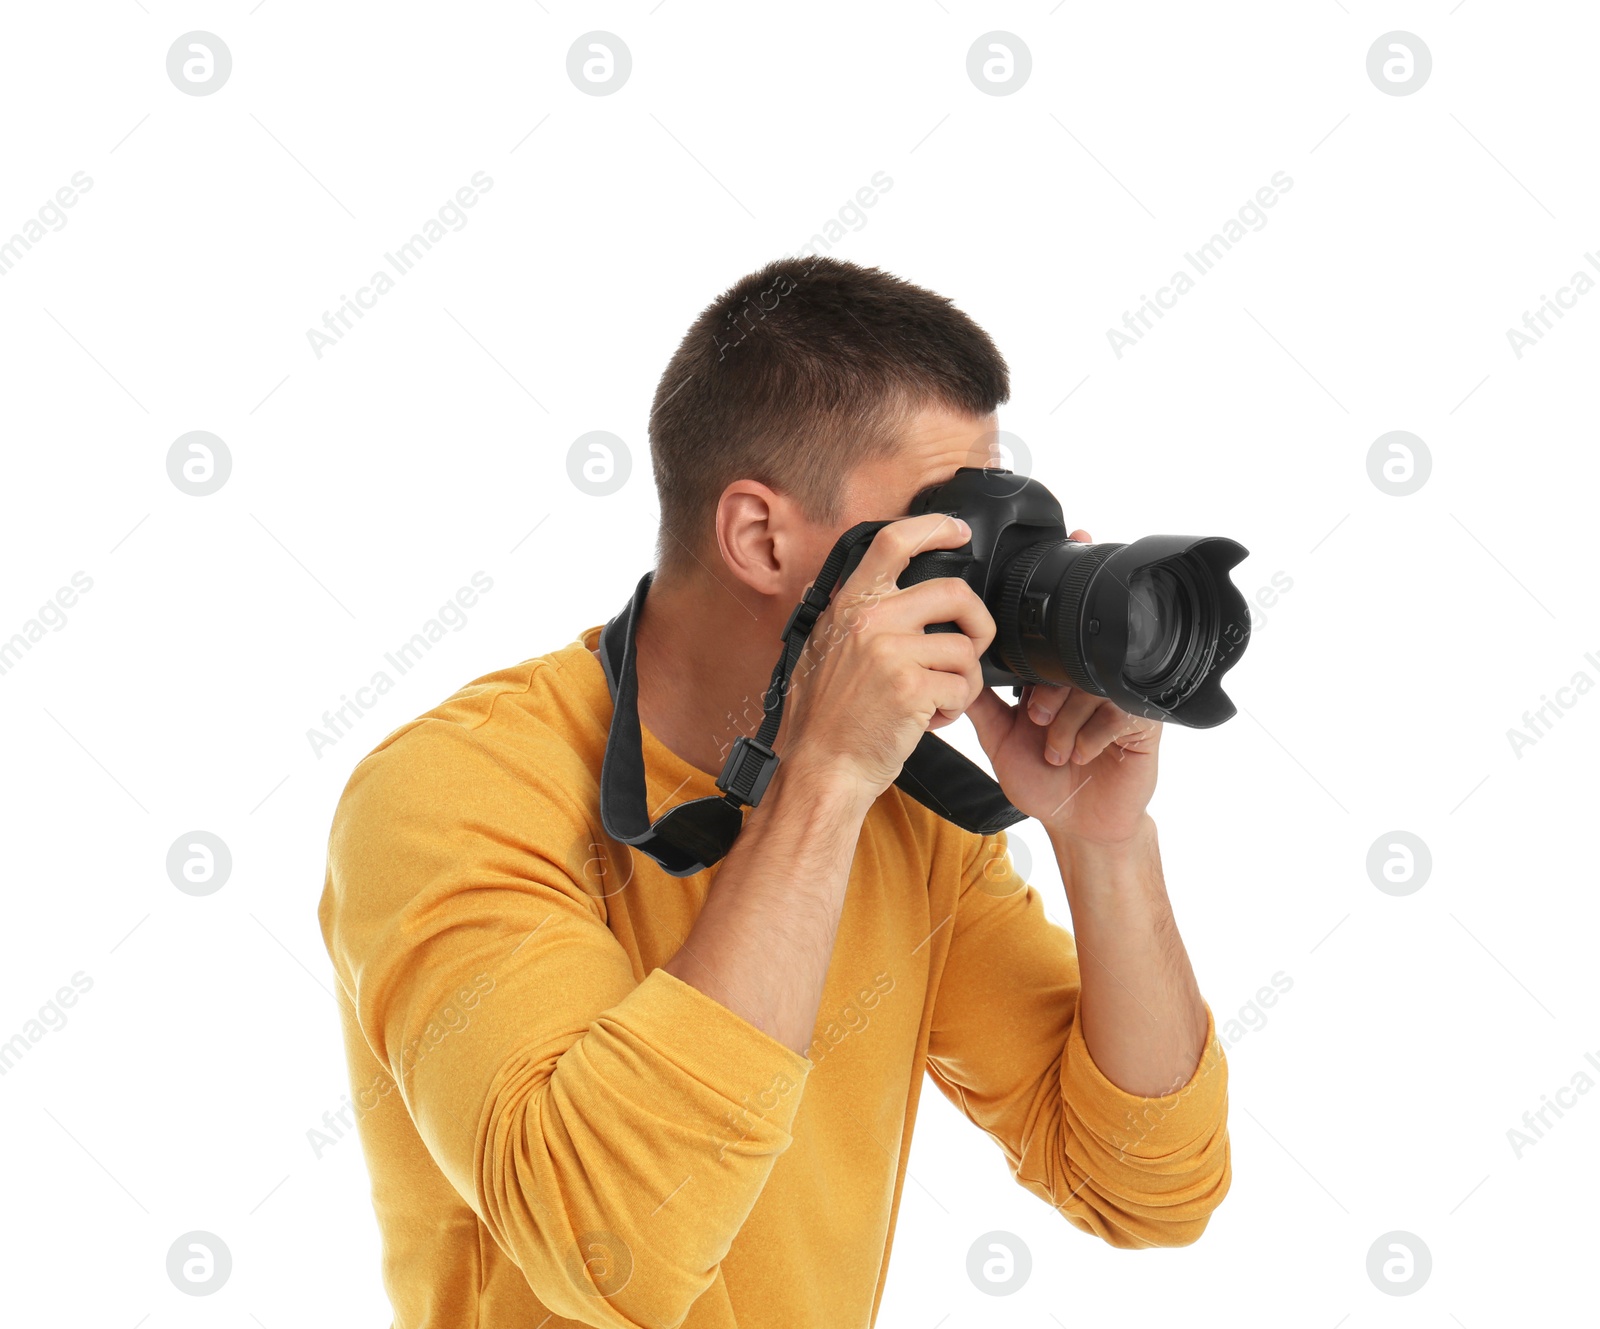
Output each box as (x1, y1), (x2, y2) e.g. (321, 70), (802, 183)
(323, 645), (610, 916)
(318, 643), (627, 1003)
(382, 642), (604, 758)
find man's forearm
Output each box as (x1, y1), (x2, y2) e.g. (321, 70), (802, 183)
(662, 759), (872, 1055)
(1048, 814), (1210, 1097)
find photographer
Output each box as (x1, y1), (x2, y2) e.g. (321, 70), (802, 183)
(319, 257), (1231, 1328)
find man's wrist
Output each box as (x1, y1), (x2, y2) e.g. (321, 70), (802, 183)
(1047, 814), (1160, 896)
(720, 751), (873, 916)
(763, 751), (877, 827)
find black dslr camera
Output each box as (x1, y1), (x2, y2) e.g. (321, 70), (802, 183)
(838, 467), (1251, 728)
(600, 465), (1252, 875)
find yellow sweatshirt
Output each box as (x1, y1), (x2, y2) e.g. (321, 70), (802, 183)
(318, 625), (1231, 1329)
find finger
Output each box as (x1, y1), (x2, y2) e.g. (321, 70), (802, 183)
(841, 512), (970, 602)
(1044, 689), (1106, 765)
(879, 576), (996, 652)
(964, 687), (1016, 750)
(1114, 714), (1162, 754)
(921, 656), (981, 726)
(1069, 528), (1092, 544)
(1023, 682), (1073, 726)
(906, 627), (982, 680)
(1072, 704), (1158, 764)
(907, 631), (986, 723)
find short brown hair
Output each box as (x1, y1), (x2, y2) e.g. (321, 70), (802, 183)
(648, 257), (1010, 574)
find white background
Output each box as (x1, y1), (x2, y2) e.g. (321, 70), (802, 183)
(1, 3), (1595, 1326)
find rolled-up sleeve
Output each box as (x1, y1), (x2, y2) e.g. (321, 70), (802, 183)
(320, 721), (812, 1327)
(924, 821), (1230, 1249)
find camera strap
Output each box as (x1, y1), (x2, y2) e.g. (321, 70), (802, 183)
(596, 522), (1026, 878)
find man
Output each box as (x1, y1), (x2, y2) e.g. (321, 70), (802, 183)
(319, 257), (1231, 1328)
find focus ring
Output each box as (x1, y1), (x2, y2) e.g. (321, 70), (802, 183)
(1055, 542), (1125, 692)
(995, 540), (1062, 684)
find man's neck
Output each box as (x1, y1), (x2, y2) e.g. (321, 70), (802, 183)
(631, 567), (780, 779)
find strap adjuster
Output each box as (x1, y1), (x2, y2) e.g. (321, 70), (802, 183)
(780, 583), (832, 643)
(716, 735), (780, 808)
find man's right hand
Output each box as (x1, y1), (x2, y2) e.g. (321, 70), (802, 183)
(777, 512), (997, 808)
(665, 514), (994, 1056)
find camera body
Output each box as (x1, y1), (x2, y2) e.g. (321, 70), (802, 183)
(839, 467), (1251, 729)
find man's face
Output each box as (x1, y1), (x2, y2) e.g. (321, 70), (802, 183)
(729, 405), (1000, 603)
(773, 405), (999, 600)
(840, 405), (1000, 523)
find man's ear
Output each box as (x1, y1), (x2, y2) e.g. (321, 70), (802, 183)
(715, 479), (791, 596)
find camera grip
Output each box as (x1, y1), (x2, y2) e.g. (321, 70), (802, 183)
(899, 548), (972, 635)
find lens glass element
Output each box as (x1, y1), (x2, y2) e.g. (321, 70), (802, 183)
(1124, 565), (1187, 686)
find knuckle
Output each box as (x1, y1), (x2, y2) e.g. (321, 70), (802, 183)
(835, 593), (871, 629)
(887, 667), (918, 709)
(864, 633), (896, 668)
(879, 523), (916, 555)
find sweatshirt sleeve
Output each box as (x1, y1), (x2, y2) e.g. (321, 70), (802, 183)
(319, 720), (813, 1328)
(924, 822), (1231, 1249)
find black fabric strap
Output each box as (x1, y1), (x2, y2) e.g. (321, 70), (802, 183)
(595, 530), (1027, 876)
(895, 731), (1027, 835)
(597, 570), (745, 876)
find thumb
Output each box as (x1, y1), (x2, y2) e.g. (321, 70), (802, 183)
(965, 688), (1015, 757)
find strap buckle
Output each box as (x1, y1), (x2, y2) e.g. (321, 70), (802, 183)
(780, 583), (832, 644)
(716, 735), (780, 808)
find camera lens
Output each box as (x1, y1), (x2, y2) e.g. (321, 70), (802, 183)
(1124, 565), (1187, 686)
(991, 534), (1249, 728)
